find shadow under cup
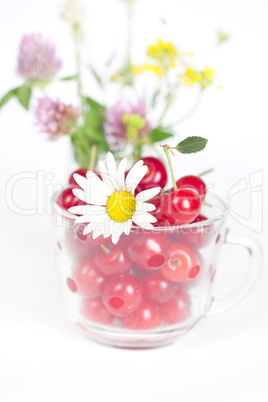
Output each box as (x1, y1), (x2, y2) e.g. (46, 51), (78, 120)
(52, 193), (261, 348)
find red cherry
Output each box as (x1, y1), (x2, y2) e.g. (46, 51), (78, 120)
(94, 244), (132, 277)
(135, 157), (168, 193)
(122, 302), (161, 330)
(128, 233), (171, 271)
(177, 215), (214, 249)
(192, 214), (208, 223)
(102, 275), (143, 317)
(143, 273), (178, 304)
(161, 188), (201, 225)
(80, 298), (115, 324)
(160, 289), (191, 324)
(150, 194), (173, 227)
(176, 175), (206, 202)
(69, 168), (88, 186)
(72, 259), (106, 297)
(159, 243), (200, 283)
(57, 186), (85, 212)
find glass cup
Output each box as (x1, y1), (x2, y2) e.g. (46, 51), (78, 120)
(52, 192), (262, 348)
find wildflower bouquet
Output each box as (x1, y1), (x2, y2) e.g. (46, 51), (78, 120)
(0, 0), (227, 169)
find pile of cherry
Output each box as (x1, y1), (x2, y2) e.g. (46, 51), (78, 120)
(57, 157), (212, 330)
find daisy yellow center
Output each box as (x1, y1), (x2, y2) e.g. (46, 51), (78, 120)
(106, 191), (136, 223)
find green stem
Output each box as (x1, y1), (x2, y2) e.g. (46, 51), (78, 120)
(204, 201), (213, 207)
(88, 144), (97, 171)
(199, 168), (214, 177)
(73, 27), (85, 111)
(100, 244), (111, 255)
(126, 1), (133, 69)
(163, 147), (178, 191)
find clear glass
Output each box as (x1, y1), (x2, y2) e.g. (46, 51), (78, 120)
(52, 192), (262, 348)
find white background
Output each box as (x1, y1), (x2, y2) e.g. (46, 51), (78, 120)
(0, 0), (267, 401)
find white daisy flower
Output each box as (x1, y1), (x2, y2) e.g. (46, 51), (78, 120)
(68, 152), (161, 244)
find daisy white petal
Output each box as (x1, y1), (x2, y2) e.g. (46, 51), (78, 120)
(73, 173), (87, 190)
(74, 215), (92, 223)
(98, 159), (108, 178)
(69, 205), (105, 215)
(130, 165), (148, 193)
(135, 201), (156, 212)
(79, 171), (111, 204)
(74, 209), (110, 225)
(123, 219), (132, 235)
(72, 188), (87, 203)
(99, 160), (116, 193)
(83, 222), (95, 235)
(136, 187), (161, 202)
(112, 234), (120, 244)
(125, 160), (145, 189)
(106, 152), (117, 182)
(92, 230), (102, 239)
(132, 220), (154, 231)
(133, 211), (157, 224)
(103, 232), (112, 239)
(116, 157), (127, 190)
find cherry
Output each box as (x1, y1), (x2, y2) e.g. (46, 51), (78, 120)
(192, 214), (207, 223)
(80, 298), (115, 325)
(150, 194), (173, 227)
(135, 157), (168, 193)
(57, 186), (85, 212)
(159, 243), (200, 283)
(69, 168), (88, 186)
(143, 273), (178, 304)
(161, 188), (201, 225)
(128, 233), (170, 271)
(102, 275), (143, 317)
(176, 175), (206, 202)
(72, 259), (106, 297)
(122, 302), (161, 330)
(160, 289), (191, 324)
(94, 243), (132, 277)
(177, 215), (214, 249)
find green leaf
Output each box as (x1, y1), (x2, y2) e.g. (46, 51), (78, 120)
(83, 99), (106, 142)
(85, 96), (105, 111)
(71, 130), (109, 168)
(16, 85), (32, 110)
(149, 128), (174, 143)
(217, 30), (230, 45)
(175, 136), (208, 154)
(0, 87), (20, 109)
(60, 75), (78, 81)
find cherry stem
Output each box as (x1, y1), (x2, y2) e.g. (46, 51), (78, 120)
(204, 201), (213, 207)
(199, 168), (214, 177)
(100, 244), (111, 255)
(88, 144), (97, 171)
(200, 195), (212, 207)
(162, 145), (178, 191)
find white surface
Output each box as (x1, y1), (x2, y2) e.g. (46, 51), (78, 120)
(0, 0), (267, 401)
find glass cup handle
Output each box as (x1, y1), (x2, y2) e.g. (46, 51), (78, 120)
(206, 231), (263, 317)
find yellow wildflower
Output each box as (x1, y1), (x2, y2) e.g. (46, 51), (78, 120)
(147, 39), (179, 69)
(132, 63), (165, 77)
(180, 66), (217, 89)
